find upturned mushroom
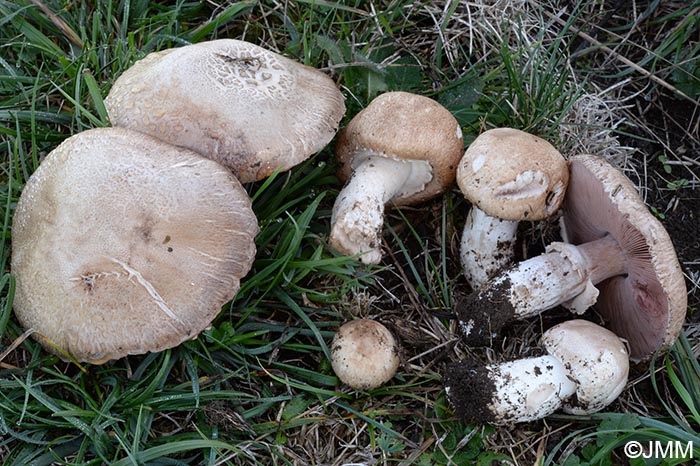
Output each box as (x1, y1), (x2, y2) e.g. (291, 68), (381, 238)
(329, 92), (463, 264)
(105, 39), (345, 183)
(457, 128), (569, 288)
(444, 320), (629, 424)
(11, 128), (259, 363)
(456, 154), (687, 361)
(330, 319), (400, 390)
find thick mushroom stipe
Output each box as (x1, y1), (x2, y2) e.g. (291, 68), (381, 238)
(444, 356), (576, 424)
(11, 128), (259, 363)
(330, 92), (463, 264)
(105, 39), (345, 183)
(330, 154), (432, 263)
(460, 207), (518, 287)
(444, 320), (628, 424)
(330, 319), (400, 390)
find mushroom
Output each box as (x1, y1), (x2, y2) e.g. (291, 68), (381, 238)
(329, 92), (463, 264)
(11, 128), (259, 363)
(105, 39), (345, 183)
(330, 319), (400, 390)
(456, 154), (687, 361)
(457, 128), (568, 288)
(444, 320), (629, 424)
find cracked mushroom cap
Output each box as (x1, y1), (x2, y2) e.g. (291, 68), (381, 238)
(562, 154), (687, 361)
(335, 91), (463, 206)
(11, 128), (259, 363)
(542, 320), (629, 415)
(105, 39), (345, 183)
(330, 319), (400, 390)
(457, 128), (569, 221)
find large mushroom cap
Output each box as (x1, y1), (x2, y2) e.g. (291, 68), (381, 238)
(562, 154), (687, 361)
(105, 39), (345, 183)
(457, 128), (569, 221)
(542, 320), (629, 414)
(335, 91), (463, 206)
(11, 128), (259, 363)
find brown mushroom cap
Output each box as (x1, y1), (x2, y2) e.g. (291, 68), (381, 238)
(562, 154), (687, 361)
(330, 319), (400, 390)
(11, 128), (259, 363)
(457, 128), (569, 221)
(335, 91), (463, 206)
(105, 39), (345, 183)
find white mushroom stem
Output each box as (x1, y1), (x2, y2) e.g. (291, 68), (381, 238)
(329, 153), (432, 264)
(507, 234), (627, 317)
(457, 234), (627, 343)
(488, 356), (577, 424)
(460, 207), (518, 288)
(444, 355), (576, 425)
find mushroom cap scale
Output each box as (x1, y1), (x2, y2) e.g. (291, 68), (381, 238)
(335, 91), (463, 206)
(562, 154), (687, 361)
(457, 128), (569, 221)
(105, 39), (345, 183)
(11, 128), (259, 363)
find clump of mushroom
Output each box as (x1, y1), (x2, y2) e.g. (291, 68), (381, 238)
(457, 128), (569, 288)
(330, 319), (400, 390)
(329, 91), (463, 264)
(456, 154), (687, 361)
(11, 128), (259, 363)
(444, 320), (629, 424)
(105, 39), (346, 183)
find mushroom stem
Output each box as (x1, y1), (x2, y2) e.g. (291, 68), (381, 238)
(460, 207), (518, 288)
(444, 355), (576, 424)
(329, 153), (432, 264)
(457, 234), (627, 343)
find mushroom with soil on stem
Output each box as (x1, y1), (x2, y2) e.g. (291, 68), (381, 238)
(457, 128), (569, 288)
(329, 91), (463, 264)
(444, 319), (629, 425)
(455, 154), (687, 361)
(330, 319), (400, 390)
(10, 128), (259, 364)
(105, 39), (346, 183)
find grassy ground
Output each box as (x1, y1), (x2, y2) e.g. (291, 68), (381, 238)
(1, 0), (699, 465)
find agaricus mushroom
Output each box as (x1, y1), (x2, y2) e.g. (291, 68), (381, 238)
(105, 39), (345, 183)
(456, 154), (687, 361)
(11, 128), (259, 363)
(329, 92), (463, 264)
(444, 320), (629, 424)
(330, 319), (400, 390)
(457, 128), (568, 288)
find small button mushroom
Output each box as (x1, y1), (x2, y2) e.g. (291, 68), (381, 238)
(456, 154), (687, 360)
(330, 319), (400, 390)
(329, 92), (463, 264)
(457, 128), (569, 288)
(11, 128), (259, 363)
(105, 39), (346, 183)
(444, 320), (629, 425)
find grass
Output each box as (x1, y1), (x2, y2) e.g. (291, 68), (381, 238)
(1, 0), (699, 465)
